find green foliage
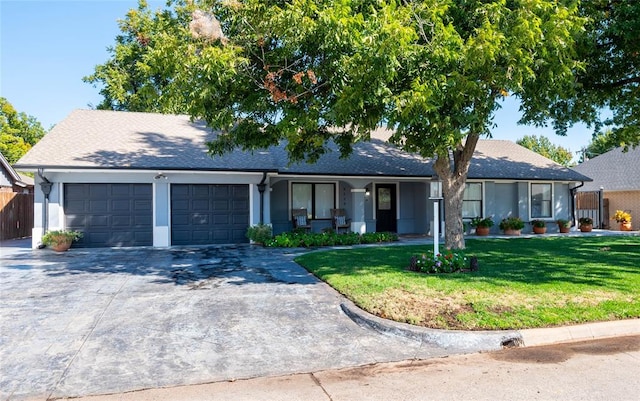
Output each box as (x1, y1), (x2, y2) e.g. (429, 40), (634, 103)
(90, 0), (585, 250)
(556, 219), (571, 228)
(267, 231), (397, 248)
(469, 217), (493, 228)
(409, 250), (468, 274)
(578, 217), (593, 226)
(245, 223), (273, 244)
(0, 97), (46, 163)
(296, 237), (640, 330)
(516, 135), (573, 166)
(530, 219), (547, 228)
(499, 216), (525, 231)
(579, 129), (619, 162)
(530, 2), (640, 149)
(41, 230), (83, 246)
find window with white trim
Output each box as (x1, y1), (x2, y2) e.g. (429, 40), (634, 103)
(462, 182), (482, 218)
(531, 183), (552, 218)
(292, 183), (335, 219)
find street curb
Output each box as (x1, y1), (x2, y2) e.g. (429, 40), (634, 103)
(340, 300), (523, 352)
(341, 299), (640, 350)
(518, 318), (640, 347)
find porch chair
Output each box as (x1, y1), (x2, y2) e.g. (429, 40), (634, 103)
(331, 208), (351, 233)
(292, 208), (312, 232)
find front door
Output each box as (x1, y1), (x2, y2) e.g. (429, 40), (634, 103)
(375, 184), (397, 232)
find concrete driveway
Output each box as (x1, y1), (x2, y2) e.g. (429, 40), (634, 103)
(1, 242), (458, 401)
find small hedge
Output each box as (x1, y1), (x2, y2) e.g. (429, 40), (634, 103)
(266, 231), (398, 248)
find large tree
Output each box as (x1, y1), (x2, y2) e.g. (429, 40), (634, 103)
(579, 129), (618, 162)
(532, 1), (640, 149)
(0, 97), (46, 164)
(516, 135), (573, 166)
(88, 0), (584, 249)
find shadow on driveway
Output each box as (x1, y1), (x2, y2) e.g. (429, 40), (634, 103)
(0, 245), (462, 401)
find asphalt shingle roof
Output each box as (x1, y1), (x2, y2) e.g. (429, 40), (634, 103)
(572, 146), (640, 191)
(15, 109), (590, 182)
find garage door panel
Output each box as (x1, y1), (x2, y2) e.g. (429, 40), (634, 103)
(191, 213), (209, 225)
(89, 185), (108, 198)
(192, 199), (210, 210)
(171, 184), (249, 245)
(65, 183), (152, 248)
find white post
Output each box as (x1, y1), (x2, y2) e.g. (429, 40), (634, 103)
(433, 200), (439, 257)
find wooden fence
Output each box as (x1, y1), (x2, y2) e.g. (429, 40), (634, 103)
(0, 192), (33, 240)
(576, 190), (608, 229)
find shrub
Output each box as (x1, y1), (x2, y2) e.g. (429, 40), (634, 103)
(246, 224), (273, 245)
(41, 230), (83, 246)
(408, 250), (468, 274)
(578, 217), (593, 226)
(469, 217), (494, 228)
(556, 219), (571, 228)
(530, 219), (546, 228)
(499, 216), (525, 230)
(266, 231), (397, 248)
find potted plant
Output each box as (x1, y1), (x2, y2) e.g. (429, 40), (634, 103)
(246, 223), (273, 245)
(612, 210), (632, 231)
(469, 217), (494, 236)
(578, 217), (593, 232)
(530, 219), (547, 234)
(556, 219), (571, 233)
(41, 229), (83, 252)
(499, 216), (524, 235)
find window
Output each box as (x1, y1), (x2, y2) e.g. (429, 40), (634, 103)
(531, 183), (552, 218)
(292, 183), (335, 219)
(462, 183), (482, 218)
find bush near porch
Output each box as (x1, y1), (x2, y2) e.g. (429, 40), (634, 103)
(295, 236), (640, 330)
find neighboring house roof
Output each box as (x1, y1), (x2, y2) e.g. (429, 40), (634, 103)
(0, 152), (29, 188)
(15, 109), (591, 182)
(572, 146), (640, 192)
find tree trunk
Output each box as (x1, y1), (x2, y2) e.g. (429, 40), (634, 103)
(433, 134), (480, 250)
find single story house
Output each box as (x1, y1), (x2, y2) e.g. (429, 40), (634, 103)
(15, 110), (591, 248)
(572, 146), (640, 230)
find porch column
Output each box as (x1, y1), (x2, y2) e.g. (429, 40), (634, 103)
(350, 188), (366, 234)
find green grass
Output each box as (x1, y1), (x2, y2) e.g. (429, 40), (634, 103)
(295, 236), (640, 330)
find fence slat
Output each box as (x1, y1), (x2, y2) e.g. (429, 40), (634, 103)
(0, 192), (34, 240)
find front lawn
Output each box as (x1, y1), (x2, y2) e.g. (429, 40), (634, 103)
(295, 236), (640, 330)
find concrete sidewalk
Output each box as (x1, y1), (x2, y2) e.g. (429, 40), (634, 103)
(57, 334), (640, 401)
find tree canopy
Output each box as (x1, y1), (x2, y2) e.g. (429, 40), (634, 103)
(87, 0), (584, 249)
(0, 97), (46, 164)
(516, 135), (573, 166)
(531, 1), (640, 149)
(578, 129), (618, 162)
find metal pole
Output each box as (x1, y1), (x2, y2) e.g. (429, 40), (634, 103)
(433, 200), (439, 258)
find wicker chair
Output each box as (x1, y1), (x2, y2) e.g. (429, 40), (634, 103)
(292, 208), (311, 231)
(331, 208), (350, 233)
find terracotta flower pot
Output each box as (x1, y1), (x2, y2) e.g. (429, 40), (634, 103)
(620, 222), (632, 231)
(475, 226), (490, 236)
(533, 226), (547, 234)
(504, 229), (521, 236)
(51, 241), (72, 252)
(579, 224), (593, 233)
(558, 226), (570, 233)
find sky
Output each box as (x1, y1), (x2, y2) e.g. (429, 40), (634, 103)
(1, 0), (595, 161)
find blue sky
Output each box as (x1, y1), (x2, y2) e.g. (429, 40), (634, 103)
(1, 0), (594, 159)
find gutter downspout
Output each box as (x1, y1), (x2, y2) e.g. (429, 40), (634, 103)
(569, 181), (585, 228)
(37, 169), (53, 247)
(257, 172), (268, 224)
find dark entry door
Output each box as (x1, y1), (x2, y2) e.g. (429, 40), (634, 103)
(375, 184), (397, 232)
